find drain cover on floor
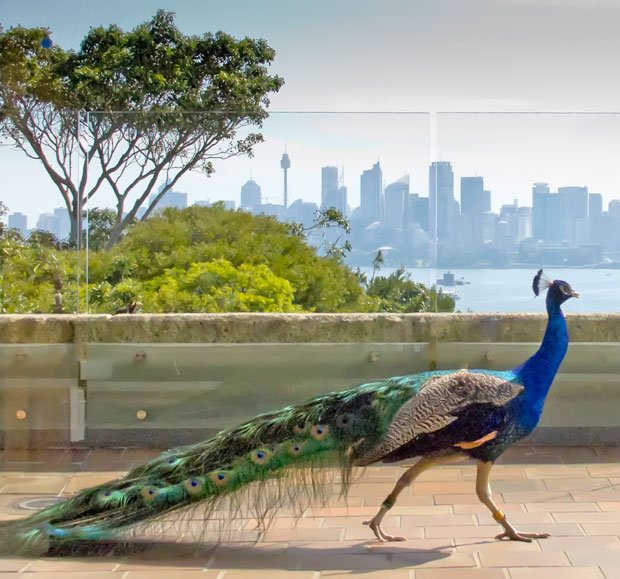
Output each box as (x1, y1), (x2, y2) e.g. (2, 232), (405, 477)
(17, 497), (65, 510)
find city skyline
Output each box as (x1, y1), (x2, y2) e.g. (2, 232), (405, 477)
(4, 2), (620, 224)
(5, 133), (620, 228)
(11, 155), (620, 266)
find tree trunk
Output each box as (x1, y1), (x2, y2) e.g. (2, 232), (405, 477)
(105, 221), (126, 250)
(69, 203), (80, 247)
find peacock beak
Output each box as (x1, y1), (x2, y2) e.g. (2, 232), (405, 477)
(570, 291), (579, 298)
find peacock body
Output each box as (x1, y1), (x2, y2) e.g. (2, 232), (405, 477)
(0, 270), (577, 554)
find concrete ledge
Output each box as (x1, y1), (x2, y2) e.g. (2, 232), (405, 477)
(2, 313), (620, 344)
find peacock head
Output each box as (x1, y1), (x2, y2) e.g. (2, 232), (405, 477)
(532, 269), (579, 305)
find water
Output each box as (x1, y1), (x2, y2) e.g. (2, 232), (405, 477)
(358, 267), (620, 313)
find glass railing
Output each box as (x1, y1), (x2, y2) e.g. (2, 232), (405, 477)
(2, 330), (620, 448)
(3, 111), (620, 450)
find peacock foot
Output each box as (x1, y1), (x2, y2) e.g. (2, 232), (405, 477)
(363, 516), (406, 542)
(496, 529), (551, 542)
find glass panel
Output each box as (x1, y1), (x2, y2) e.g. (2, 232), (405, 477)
(435, 112), (620, 313)
(1, 109), (81, 450)
(79, 110), (432, 446)
(83, 342), (429, 446)
(0, 345), (78, 449)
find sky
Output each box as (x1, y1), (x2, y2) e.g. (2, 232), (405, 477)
(3, 0), (620, 224)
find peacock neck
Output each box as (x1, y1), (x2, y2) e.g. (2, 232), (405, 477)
(514, 297), (569, 406)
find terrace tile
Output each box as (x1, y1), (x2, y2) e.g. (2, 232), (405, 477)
(0, 446), (618, 579)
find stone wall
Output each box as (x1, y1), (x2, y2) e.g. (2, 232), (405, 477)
(2, 312), (620, 344)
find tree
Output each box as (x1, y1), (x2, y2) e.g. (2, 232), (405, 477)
(289, 207), (352, 260)
(0, 201), (7, 237)
(83, 207), (131, 251)
(102, 204), (369, 313)
(28, 229), (59, 248)
(366, 267), (455, 313)
(371, 249), (384, 283)
(0, 11), (283, 246)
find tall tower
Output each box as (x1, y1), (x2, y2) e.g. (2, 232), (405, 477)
(360, 161), (383, 223)
(321, 166), (338, 209)
(428, 161), (455, 244)
(280, 151), (291, 209)
(460, 176), (485, 247)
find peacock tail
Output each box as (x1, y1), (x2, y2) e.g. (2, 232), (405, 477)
(0, 371), (453, 556)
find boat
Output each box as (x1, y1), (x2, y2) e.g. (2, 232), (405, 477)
(438, 271), (469, 286)
(437, 271), (456, 285)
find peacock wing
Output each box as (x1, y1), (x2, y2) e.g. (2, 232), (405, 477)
(356, 371), (523, 465)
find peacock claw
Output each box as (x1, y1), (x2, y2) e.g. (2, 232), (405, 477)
(363, 517), (406, 542)
(496, 530), (550, 542)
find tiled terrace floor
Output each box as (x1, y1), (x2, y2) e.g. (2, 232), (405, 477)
(1, 446), (620, 578)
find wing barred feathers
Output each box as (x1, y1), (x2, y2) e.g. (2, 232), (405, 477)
(356, 371), (523, 466)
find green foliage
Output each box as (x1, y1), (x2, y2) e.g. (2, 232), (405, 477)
(366, 267), (455, 313)
(140, 259), (300, 313)
(28, 229), (59, 248)
(84, 207), (131, 251)
(0, 201), (7, 236)
(0, 234), (76, 313)
(111, 205), (368, 312)
(0, 205), (451, 315)
(371, 249), (384, 282)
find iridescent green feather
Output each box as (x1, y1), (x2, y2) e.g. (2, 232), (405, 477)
(0, 373), (433, 556)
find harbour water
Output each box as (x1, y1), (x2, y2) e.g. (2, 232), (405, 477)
(358, 267), (620, 313)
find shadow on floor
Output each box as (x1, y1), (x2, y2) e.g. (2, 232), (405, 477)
(40, 539), (456, 571)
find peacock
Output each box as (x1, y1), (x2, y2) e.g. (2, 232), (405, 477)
(0, 270), (577, 555)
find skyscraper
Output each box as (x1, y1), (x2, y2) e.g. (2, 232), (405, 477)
(558, 186), (588, 247)
(149, 183), (188, 211)
(54, 207), (71, 240)
(518, 206), (532, 243)
(8, 212), (27, 236)
(460, 176), (485, 246)
(323, 187), (347, 216)
(428, 161), (455, 245)
(360, 161), (383, 224)
(36, 212), (59, 238)
(483, 190), (491, 213)
(321, 166), (338, 209)
(240, 180), (262, 213)
(408, 194), (429, 232)
(286, 199), (318, 228)
(532, 182), (561, 245)
(384, 177), (409, 230)
(589, 193), (603, 245)
(610, 200), (620, 218)
(281, 152), (291, 210)
(532, 182), (550, 241)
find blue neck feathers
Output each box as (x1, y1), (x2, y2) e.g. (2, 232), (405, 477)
(513, 293), (569, 410)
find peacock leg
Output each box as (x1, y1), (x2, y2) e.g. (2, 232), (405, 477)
(363, 454), (461, 542)
(476, 461), (550, 542)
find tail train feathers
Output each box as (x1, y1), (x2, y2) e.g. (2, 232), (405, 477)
(0, 377), (416, 556)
